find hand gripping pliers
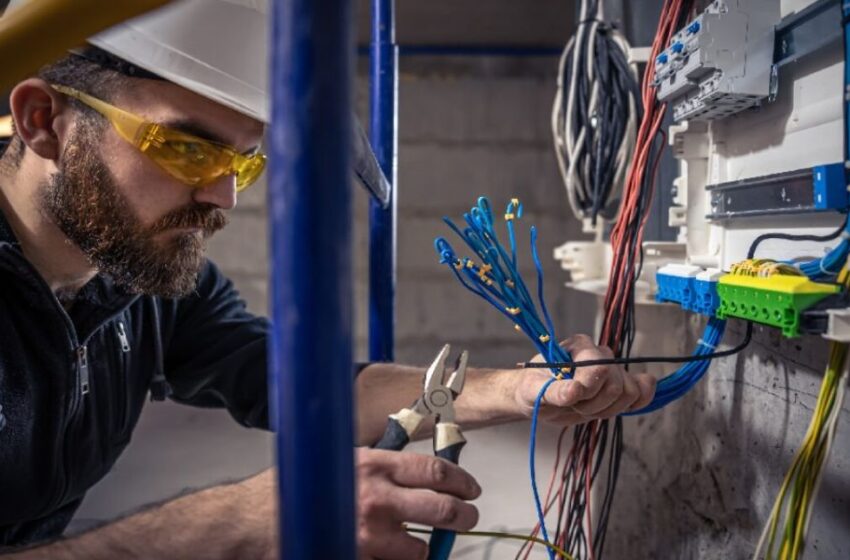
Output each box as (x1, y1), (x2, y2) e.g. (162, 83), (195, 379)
(373, 344), (469, 560)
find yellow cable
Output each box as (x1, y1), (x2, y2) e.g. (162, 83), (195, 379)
(762, 334), (848, 559)
(757, 265), (850, 560)
(405, 527), (574, 560)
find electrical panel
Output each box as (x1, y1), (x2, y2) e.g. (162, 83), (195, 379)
(654, 0), (779, 122)
(555, 0), (848, 342)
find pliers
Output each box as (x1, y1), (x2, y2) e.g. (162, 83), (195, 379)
(373, 344), (469, 560)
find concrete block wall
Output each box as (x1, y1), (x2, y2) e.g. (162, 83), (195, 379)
(354, 56), (596, 367)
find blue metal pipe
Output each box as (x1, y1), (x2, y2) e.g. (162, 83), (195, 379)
(268, 0), (356, 557)
(369, 0), (398, 362)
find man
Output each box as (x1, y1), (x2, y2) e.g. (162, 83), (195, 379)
(0, 1), (657, 559)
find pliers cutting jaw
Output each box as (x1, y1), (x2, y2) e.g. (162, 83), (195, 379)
(373, 344), (468, 451)
(420, 343), (468, 424)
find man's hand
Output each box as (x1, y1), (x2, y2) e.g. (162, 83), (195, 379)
(356, 448), (481, 560)
(515, 334), (656, 423)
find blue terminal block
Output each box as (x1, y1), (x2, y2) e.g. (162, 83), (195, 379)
(813, 163), (849, 210)
(671, 41), (685, 54)
(687, 20), (701, 35)
(656, 264), (702, 311)
(692, 269), (723, 316)
(656, 52), (669, 65)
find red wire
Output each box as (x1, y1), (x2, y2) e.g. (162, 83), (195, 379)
(536, 3), (691, 558)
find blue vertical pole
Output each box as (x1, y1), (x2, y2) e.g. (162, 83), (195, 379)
(369, 0), (398, 362)
(268, 0), (356, 558)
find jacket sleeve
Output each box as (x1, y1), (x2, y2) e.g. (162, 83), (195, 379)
(161, 260), (270, 430)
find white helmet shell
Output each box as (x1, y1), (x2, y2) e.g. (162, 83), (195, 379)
(5, 0), (270, 123)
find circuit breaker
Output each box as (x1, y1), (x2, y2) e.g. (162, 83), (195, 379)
(654, 0), (779, 122)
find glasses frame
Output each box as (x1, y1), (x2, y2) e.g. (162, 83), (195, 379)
(52, 84), (266, 192)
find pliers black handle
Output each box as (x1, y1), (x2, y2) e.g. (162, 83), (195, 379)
(371, 345), (469, 560)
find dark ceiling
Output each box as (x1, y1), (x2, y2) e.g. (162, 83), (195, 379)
(0, 0), (575, 49)
(355, 0), (575, 48)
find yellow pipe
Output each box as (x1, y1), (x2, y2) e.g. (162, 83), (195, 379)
(0, 0), (172, 92)
(0, 114), (12, 137)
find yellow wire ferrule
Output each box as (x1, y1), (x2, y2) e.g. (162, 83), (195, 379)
(539, 334), (551, 343)
(506, 306), (521, 315)
(504, 213), (515, 221)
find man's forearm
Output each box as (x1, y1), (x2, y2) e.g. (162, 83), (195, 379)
(356, 363), (524, 446)
(4, 470), (276, 560)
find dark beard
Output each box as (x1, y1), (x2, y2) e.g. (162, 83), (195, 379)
(39, 120), (228, 298)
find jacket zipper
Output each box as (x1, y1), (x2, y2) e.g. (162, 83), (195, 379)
(76, 345), (90, 396)
(115, 320), (131, 435)
(1, 245), (139, 513)
(116, 321), (131, 352)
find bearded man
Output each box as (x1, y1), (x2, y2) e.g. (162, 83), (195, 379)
(0, 2), (656, 559)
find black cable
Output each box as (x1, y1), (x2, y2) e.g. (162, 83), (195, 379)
(746, 214), (849, 259)
(519, 321), (752, 370)
(555, 0), (639, 224)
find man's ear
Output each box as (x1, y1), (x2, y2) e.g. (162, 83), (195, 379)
(9, 78), (73, 162)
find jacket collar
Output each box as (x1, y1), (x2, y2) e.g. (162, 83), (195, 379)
(0, 204), (20, 247)
(0, 204), (140, 333)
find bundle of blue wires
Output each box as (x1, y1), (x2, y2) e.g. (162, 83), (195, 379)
(625, 317), (726, 414)
(434, 197), (728, 558)
(796, 219), (850, 280)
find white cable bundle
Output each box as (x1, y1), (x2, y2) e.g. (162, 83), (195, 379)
(552, 0), (640, 223)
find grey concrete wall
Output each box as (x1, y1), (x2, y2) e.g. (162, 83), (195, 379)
(607, 321), (850, 560)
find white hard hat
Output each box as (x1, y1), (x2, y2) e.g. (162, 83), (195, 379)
(2, 0), (392, 205)
(5, 0), (270, 123)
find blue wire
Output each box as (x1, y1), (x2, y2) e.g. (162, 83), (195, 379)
(437, 198), (733, 557)
(436, 197), (727, 415)
(530, 376), (559, 560)
(531, 226), (559, 359)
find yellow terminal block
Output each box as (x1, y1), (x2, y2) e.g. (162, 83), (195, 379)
(716, 273), (841, 337)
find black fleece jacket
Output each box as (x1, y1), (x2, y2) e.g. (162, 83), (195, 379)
(0, 211), (270, 547)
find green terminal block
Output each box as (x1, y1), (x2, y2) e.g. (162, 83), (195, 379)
(716, 274), (841, 337)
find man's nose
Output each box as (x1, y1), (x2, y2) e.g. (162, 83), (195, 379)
(191, 175), (238, 210)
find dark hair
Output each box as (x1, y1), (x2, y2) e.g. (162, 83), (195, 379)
(1, 46), (162, 166)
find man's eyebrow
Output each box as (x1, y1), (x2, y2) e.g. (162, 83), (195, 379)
(161, 119), (231, 145)
(161, 118), (262, 154)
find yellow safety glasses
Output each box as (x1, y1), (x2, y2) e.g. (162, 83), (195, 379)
(52, 84), (266, 192)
